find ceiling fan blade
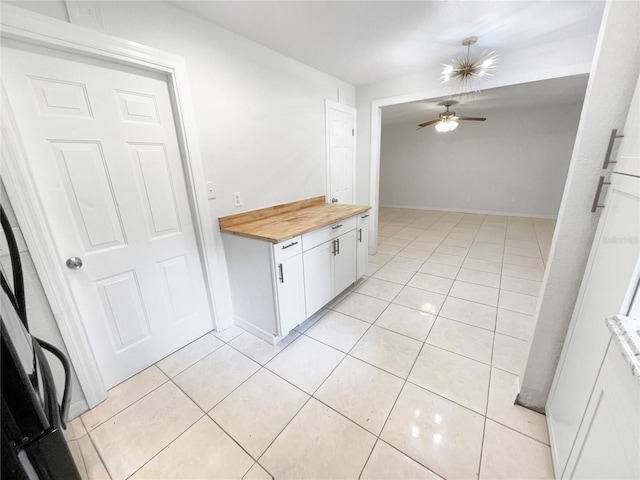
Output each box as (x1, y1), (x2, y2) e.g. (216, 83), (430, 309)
(417, 119), (440, 128)
(457, 117), (487, 121)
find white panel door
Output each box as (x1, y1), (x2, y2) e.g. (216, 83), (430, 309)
(2, 40), (213, 388)
(326, 101), (356, 205)
(547, 172), (640, 473)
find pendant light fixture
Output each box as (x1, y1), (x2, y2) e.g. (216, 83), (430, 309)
(441, 37), (498, 94)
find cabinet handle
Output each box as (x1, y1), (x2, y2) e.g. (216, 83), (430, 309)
(602, 129), (624, 169)
(331, 224), (343, 230)
(358, 228), (362, 242)
(336, 238), (340, 255)
(281, 241), (298, 250)
(278, 263), (284, 283)
(591, 175), (611, 212)
(361, 214), (369, 219)
(332, 239), (337, 256)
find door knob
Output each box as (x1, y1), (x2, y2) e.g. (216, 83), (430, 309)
(66, 257), (83, 270)
(331, 197), (338, 203)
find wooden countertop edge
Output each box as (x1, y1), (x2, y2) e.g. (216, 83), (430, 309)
(219, 203), (371, 243)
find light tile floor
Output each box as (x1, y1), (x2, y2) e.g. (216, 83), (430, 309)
(66, 208), (557, 479)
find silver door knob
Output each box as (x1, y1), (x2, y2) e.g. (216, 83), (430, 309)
(66, 257), (83, 270)
(331, 197), (338, 203)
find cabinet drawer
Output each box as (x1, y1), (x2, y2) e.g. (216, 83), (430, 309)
(273, 236), (302, 262)
(357, 211), (371, 227)
(302, 216), (356, 251)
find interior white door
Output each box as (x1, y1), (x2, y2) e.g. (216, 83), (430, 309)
(326, 101), (356, 205)
(2, 40), (213, 389)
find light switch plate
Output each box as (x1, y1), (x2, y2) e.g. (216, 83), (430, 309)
(205, 182), (216, 200)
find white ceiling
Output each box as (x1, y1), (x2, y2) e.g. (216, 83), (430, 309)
(381, 74), (589, 126)
(169, 1), (605, 86)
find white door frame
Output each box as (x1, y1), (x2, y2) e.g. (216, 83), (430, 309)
(325, 100), (356, 204)
(1, 5), (226, 407)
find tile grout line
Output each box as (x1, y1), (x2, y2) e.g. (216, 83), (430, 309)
(124, 411), (208, 480)
(360, 212), (483, 479)
(85, 209), (554, 480)
(475, 217), (507, 480)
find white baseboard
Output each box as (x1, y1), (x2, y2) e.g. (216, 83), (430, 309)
(234, 318), (280, 345)
(68, 399), (89, 420)
(214, 314), (236, 333)
(379, 204), (558, 220)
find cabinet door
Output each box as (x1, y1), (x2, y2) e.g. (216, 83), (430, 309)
(334, 229), (357, 294)
(275, 253), (306, 336)
(303, 240), (334, 316)
(547, 173), (640, 472)
(565, 341), (640, 479)
(356, 222), (370, 279)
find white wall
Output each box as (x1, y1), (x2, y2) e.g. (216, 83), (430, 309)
(379, 103), (582, 217)
(3, 0), (355, 412)
(5, 1), (355, 213)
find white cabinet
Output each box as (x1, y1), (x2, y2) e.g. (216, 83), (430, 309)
(356, 213), (370, 279)
(222, 211), (368, 343)
(334, 229), (357, 293)
(547, 74), (640, 475)
(274, 240), (306, 335)
(303, 222), (357, 317)
(222, 234), (305, 342)
(547, 172), (640, 475)
(302, 239), (334, 316)
(613, 76), (640, 177)
(564, 336), (639, 479)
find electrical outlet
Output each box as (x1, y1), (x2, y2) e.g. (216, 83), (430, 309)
(233, 192), (243, 207)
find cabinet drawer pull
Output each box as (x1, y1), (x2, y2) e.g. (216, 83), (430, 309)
(358, 228), (362, 242)
(281, 241), (298, 250)
(331, 224), (343, 230)
(602, 129), (624, 169)
(591, 175), (611, 212)
(361, 214), (370, 219)
(278, 263), (284, 283)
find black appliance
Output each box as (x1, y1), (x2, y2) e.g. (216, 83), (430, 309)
(1, 205), (81, 480)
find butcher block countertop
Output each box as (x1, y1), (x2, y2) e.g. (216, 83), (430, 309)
(219, 196), (371, 243)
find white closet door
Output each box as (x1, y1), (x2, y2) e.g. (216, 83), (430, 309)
(2, 40), (213, 388)
(326, 101), (356, 204)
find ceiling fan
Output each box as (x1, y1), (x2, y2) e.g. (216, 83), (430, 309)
(418, 100), (486, 132)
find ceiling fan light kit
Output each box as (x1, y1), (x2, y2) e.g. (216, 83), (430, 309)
(441, 36), (498, 95)
(435, 119), (458, 132)
(417, 100), (486, 133)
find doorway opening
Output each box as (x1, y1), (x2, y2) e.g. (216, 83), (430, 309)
(366, 75), (588, 378)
